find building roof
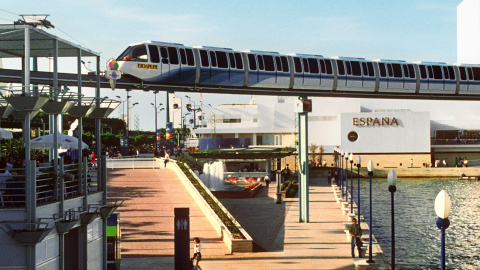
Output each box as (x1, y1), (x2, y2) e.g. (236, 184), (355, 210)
(0, 24), (100, 58)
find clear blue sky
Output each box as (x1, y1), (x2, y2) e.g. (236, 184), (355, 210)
(0, 0), (471, 131)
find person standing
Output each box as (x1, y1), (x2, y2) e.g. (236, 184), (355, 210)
(164, 152), (170, 168)
(191, 237), (202, 270)
(349, 218), (364, 258)
(410, 158), (413, 168)
(264, 173), (270, 188)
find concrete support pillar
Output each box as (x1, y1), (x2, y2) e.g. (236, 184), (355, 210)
(298, 111), (309, 222)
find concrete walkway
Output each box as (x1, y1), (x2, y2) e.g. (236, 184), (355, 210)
(108, 167), (388, 269)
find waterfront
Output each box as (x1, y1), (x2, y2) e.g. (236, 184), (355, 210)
(353, 177), (480, 269)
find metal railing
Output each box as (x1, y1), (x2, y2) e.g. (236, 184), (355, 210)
(0, 162), (98, 208)
(106, 157), (163, 169)
(431, 139), (480, 145)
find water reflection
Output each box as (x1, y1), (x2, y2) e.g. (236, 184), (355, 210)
(354, 178), (480, 269)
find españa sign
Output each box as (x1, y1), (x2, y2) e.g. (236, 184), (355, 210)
(353, 117), (399, 126)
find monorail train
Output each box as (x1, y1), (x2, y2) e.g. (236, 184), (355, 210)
(115, 40), (480, 96)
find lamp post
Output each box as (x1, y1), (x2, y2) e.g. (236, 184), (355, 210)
(366, 160), (375, 263)
(333, 147), (338, 184)
(356, 156), (361, 225)
(349, 153), (354, 213)
(435, 190), (451, 270)
(116, 95), (130, 134)
(340, 150), (344, 198)
(387, 169), (397, 270)
(345, 152), (349, 203)
(150, 100), (164, 156)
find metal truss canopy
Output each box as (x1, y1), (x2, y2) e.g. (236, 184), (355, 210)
(0, 24), (99, 58)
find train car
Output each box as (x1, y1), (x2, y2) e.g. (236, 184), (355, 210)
(243, 50), (290, 89)
(289, 53), (334, 90)
(456, 63), (480, 95)
(116, 41), (196, 84)
(373, 59), (416, 93)
(414, 61), (456, 94)
(194, 46), (244, 87)
(333, 57), (375, 92)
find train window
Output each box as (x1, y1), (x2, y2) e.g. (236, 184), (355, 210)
(216, 51), (228, 68)
(432, 66), (443, 79)
(275, 56), (283, 72)
(308, 58), (319, 74)
(294, 57), (302, 73)
(248, 54), (257, 70)
(179, 48), (187, 65)
(148, 45), (160, 63)
(459, 67), (467, 80)
(229, 53), (236, 69)
(200, 50), (209, 67)
(402, 65), (409, 78)
(442, 66), (449, 80)
(320, 59), (327, 74)
(351, 61), (361, 76)
(234, 53), (243, 69)
(362, 62), (368, 76)
(367, 62), (374, 76)
(419, 65), (427, 79)
(131, 45), (148, 62)
(387, 64), (394, 77)
(473, 67), (480, 81)
(468, 67), (474, 80)
(186, 49), (195, 66)
(301, 58), (309, 73)
(336, 60), (345, 75)
(160, 47), (168, 64)
(167, 47), (179, 65)
(209, 51), (217, 67)
(392, 64), (402, 78)
(378, 63), (387, 77)
(264, 55), (275, 71)
(281, 56), (289, 72)
(257, 55), (265, 70)
(447, 66), (455, 80)
(325, 59), (333, 75)
(427, 66), (434, 79)
(346, 61), (352, 75)
(407, 64), (415, 78)
(117, 46), (133, 61)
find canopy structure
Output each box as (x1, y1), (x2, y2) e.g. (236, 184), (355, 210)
(30, 133), (88, 150)
(0, 128), (13, 140)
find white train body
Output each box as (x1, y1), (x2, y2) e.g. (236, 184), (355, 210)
(116, 40), (480, 96)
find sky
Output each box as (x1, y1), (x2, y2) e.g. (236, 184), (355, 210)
(0, 0), (476, 131)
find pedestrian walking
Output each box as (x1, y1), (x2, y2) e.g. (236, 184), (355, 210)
(191, 237), (202, 270)
(349, 218), (364, 258)
(164, 152), (170, 168)
(264, 173), (270, 188)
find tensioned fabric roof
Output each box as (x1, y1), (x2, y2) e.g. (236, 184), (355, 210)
(0, 24), (99, 58)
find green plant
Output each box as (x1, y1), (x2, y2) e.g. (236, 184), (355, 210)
(176, 161), (245, 239)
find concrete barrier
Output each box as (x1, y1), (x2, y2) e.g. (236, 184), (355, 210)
(170, 161), (253, 253)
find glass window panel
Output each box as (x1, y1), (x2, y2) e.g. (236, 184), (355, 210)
(200, 50), (209, 67)
(303, 58), (310, 73)
(167, 47), (179, 65)
(132, 45), (148, 62)
(427, 66), (434, 79)
(248, 54), (257, 70)
(320, 59), (327, 74)
(392, 64), (402, 78)
(216, 51), (228, 68)
(294, 57), (302, 73)
(346, 61), (352, 75)
(234, 53), (243, 69)
(351, 61), (361, 76)
(336, 60), (345, 75)
(179, 48), (187, 65)
(228, 52), (236, 69)
(419, 65), (427, 79)
(432, 66), (443, 79)
(308, 58), (319, 74)
(468, 67), (474, 80)
(408, 64), (415, 78)
(367, 62), (374, 76)
(442, 66), (449, 80)
(447, 66), (455, 80)
(473, 67), (480, 81)
(387, 64), (394, 77)
(209, 51), (217, 67)
(257, 55), (264, 70)
(459, 67), (467, 80)
(402, 64), (409, 78)
(325, 59), (333, 74)
(148, 45), (160, 63)
(275, 56), (282, 72)
(186, 49), (194, 66)
(281, 56), (289, 72)
(378, 63), (387, 77)
(264, 55), (275, 71)
(362, 62), (368, 76)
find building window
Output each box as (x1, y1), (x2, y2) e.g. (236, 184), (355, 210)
(223, 118), (241, 123)
(253, 118), (257, 122)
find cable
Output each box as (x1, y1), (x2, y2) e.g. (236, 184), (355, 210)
(0, 17), (13, 23)
(0, 8), (18, 16)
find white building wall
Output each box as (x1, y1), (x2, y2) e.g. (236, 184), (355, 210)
(341, 112), (430, 153)
(458, 0), (480, 64)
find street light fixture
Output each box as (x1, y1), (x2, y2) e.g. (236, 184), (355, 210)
(349, 153), (354, 214)
(435, 190), (451, 270)
(366, 160), (375, 263)
(387, 169), (397, 270)
(356, 155), (361, 225)
(344, 152), (349, 203)
(340, 150), (344, 197)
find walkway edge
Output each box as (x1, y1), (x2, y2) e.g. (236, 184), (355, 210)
(170, 161), (254, 253)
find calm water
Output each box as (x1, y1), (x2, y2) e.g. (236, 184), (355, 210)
(347, 177), (480, 270)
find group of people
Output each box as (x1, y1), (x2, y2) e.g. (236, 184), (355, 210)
(455, 157), (469, 167)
